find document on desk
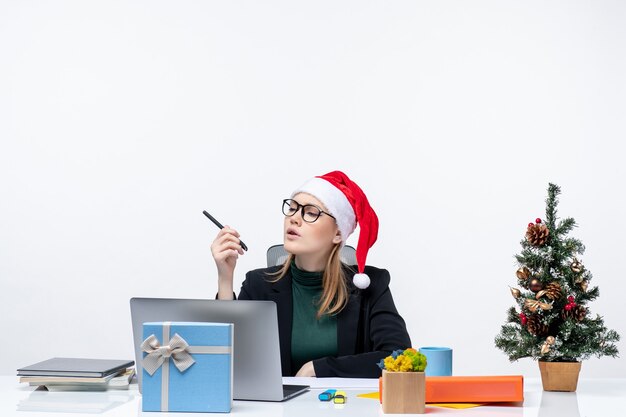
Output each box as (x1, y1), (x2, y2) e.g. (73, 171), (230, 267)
(283, 377), (378, 389)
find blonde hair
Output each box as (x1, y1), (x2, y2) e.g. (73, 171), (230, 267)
(269, 243), (349, 319)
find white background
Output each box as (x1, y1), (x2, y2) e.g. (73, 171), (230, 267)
(1, 0), (624, 378)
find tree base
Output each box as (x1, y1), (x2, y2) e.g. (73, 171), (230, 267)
(538, 360), (581, 392)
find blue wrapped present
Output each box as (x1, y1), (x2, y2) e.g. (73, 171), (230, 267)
(141, 321), (233, 413)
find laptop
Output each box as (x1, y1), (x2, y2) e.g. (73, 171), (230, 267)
(130, 297), (309, 401)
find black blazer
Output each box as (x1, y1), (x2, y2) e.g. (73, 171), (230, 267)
(236, 264), (411, 378)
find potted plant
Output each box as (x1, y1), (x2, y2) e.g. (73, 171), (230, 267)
(495, 184), (620, 391)
(378, 348), (427, 414)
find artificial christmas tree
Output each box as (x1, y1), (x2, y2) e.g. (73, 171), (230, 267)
(495, 184), (619, 391)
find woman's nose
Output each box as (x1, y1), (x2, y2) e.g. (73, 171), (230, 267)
(290, 212), (302, 225)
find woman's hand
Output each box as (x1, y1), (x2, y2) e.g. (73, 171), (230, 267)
(295, 361), (316, 377)
(210, 226), (244, 299)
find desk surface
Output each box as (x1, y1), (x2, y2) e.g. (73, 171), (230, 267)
(1, 376), (624, 417)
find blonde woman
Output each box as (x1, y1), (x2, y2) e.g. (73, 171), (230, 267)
(212, 171), (410, 378)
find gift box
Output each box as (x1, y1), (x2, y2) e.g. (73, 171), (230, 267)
(141, 321), (233, 413)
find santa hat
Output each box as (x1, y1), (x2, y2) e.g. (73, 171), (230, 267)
(291, 171), (379, 289)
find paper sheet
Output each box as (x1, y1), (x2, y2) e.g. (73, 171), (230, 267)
(284, 378), (486, 409)
(283, 377), (379, 389)
(355, 392), (486, 409)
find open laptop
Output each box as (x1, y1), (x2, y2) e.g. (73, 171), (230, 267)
(130, 297), (309, 401)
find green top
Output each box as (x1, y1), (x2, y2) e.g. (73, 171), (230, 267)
(290, 261), (338, 372)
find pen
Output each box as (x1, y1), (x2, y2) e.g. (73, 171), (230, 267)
(202, 210), (248, 251)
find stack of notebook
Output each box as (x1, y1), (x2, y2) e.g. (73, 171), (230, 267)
(17, 357), (135, 391)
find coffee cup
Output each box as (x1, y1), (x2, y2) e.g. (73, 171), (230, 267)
(419, 346), (453, 376)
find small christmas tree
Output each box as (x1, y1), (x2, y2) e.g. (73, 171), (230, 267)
(495, 183), (619, 362)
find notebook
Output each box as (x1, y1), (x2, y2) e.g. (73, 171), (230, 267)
(17, 358), (134, 378)
(130, 297), (310, 401)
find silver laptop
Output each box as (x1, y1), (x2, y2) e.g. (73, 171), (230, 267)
(130, 297), (309, 401)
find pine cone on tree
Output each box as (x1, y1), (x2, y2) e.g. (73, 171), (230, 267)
(543, 282), (562, 300)
(561, 305), (587, 322)
(526, 315), (549, 336)
(526, 223), (550, 246)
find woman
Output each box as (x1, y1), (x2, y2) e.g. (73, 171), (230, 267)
(211, 171), (411, 378)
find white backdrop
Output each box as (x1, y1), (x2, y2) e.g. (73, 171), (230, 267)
(1, 0), (625, 378)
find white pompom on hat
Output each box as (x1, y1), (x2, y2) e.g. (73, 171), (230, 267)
(291, 171), (379, 289)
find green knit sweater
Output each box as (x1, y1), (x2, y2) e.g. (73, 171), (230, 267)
(290, 261), (338, 373)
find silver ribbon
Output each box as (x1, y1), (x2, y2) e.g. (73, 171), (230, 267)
(141, 333), (195, 376)
(141, 322), (232, 412)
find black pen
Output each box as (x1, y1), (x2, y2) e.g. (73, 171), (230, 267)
(203, 210), (248, 251)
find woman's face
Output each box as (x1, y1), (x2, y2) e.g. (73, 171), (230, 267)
(283, 193), (342, 258)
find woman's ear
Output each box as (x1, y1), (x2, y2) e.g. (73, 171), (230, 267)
(332, 230), (343, 245)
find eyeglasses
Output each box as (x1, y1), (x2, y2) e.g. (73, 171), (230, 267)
(282, 199), (336, 223)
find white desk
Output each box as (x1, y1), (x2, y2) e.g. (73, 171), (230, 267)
(1, 376), (625, 417)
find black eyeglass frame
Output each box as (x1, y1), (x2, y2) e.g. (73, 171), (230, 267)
(282, 199), (336, 223)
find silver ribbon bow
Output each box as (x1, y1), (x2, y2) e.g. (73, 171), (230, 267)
(141, 333), (195, 376)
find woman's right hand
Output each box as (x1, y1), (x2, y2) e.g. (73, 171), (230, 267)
(210, 226), (244, 299)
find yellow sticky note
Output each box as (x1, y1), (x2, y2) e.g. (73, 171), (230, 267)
(355, 392), (485, 410)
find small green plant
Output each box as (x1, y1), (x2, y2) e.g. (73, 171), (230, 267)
(378, 348), (427, 372)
